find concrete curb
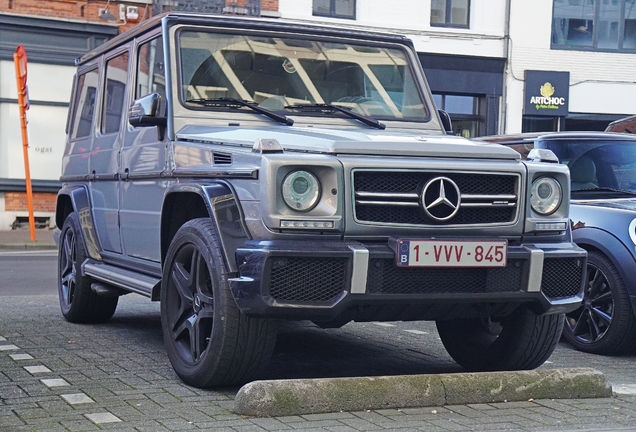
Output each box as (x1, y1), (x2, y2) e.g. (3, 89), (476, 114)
(0, 243), (57, 250)
(234, 368), (612, 417)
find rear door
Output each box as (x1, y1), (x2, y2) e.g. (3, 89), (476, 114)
(89, 46), (131, 254)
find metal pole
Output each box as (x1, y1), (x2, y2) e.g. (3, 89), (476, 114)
(13, 46), (36, 242)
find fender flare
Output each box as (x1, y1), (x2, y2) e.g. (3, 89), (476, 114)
(55, 184), (102, 260)
(160, 180), (249, 273)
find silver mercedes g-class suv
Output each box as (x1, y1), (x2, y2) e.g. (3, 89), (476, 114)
(57, 12), (586, 387)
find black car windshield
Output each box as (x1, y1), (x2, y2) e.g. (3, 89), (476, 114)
(538, 138), (636, 193)
(178, 30), (429, 121)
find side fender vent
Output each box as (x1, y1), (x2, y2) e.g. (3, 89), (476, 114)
(213, 152), (232, 165)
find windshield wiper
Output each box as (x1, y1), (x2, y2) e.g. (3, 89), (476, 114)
(574, 186), (636, 196)
(286, 104), (386, 130)
(186, 98), (294, 126)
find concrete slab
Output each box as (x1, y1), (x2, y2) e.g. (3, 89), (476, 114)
(234, 368), (612, 417)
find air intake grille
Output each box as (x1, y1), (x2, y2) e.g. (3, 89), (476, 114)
(541, 257), (583, 299)
(353, 170), (519, 226)
(268, 257), (347, 302)
(367, 258), (524, 295)
(213, 152), (232, 165)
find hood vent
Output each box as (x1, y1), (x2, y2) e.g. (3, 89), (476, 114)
(213, 152), (232, 165)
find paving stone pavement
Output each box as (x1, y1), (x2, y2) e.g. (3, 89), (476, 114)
(2, 294), (636, 431)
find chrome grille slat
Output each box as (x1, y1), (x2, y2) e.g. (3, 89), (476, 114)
(353, 170), (519, 226)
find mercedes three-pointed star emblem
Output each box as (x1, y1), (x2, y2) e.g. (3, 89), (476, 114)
(421, 177), (461, 221)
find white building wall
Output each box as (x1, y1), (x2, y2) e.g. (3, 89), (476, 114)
(278, 0), (508, 58)
(0, 60), (74, 181)
(505, 1), (636, 133)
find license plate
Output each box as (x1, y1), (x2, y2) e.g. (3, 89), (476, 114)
(396, 239), (507, 268)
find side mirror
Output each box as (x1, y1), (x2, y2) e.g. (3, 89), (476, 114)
(129, 93), (167, 127)
(438, 109), (453, 135)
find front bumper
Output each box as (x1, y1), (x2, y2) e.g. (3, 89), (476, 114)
(229, 240), (586, 321)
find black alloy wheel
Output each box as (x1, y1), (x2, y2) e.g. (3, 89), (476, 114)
(163, 241), (215, 366)
(563, 251), (636, 354)
(161, 218), (278, 388)
(58, 212), (118, 323)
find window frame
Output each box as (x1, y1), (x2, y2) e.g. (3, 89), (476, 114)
(430, 0), (471, 29)
(312, 0), (356, 20)
(551, 0), (636, 53)
(100, 48), (131, 135)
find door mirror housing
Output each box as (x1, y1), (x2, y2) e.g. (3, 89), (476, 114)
(438, 109), (453, 135)
(129, 93), (166, 127)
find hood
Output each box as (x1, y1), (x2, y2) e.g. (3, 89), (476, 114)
(176, 125), (521, 160)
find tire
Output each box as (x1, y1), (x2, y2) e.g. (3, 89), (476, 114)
(58, 212), (118, 323)
(436, 306), (564, 371)
(161, 218), (278, 388)
(562, 251), (636, 355)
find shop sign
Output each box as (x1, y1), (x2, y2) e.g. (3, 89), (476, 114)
(524, 70), (569, 116)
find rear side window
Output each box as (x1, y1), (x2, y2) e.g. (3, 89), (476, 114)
(102, 51), (130, 134)
(69, 68), (98, 140)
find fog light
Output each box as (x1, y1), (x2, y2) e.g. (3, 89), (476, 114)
(280, 220), (335, 229)
(536, 222), (567, 231)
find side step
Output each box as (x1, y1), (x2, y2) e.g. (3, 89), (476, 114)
(82, 260), (160, 298)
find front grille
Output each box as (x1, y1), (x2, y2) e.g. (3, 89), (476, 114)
(367, 258), (524, 295)
(541, 257), (583, 299)
(268, 257), (347, 302)
(353, 170), (519, 226)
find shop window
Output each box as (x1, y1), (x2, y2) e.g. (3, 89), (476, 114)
(313, 0), (355, 19)
(431, 0), (470, 28)
(552, 0), (636, 51)
(522, 116), (559, 133)
(102, 51), (130, 134)
(434, 93), (483, 137)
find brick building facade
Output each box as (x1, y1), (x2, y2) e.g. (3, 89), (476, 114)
(0, 0), (277, 230)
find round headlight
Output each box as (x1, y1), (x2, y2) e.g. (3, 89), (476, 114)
(530, 177), (562, 215)
(282, 170), (321, 212)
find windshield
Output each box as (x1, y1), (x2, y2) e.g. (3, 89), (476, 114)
(177, 30), (429, 121)
(538, 139), (636, 193)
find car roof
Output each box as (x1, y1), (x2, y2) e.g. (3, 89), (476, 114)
(76, 11), (412, 65)
(475, 131), (636, 145)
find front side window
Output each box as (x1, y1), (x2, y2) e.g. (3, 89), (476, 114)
(178, 30), (430, 122)
(313, 0), (356, 19)
(431, 0), (470, 28)
(102, 51), (130, 134)
(552, 0), (636, 51)
(137, 36), (166, 99)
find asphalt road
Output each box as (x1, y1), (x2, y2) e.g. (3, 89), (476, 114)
(0, 250), (57, 296)
(3, 251), (636, 430)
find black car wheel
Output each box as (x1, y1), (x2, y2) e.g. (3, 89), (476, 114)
(436, 306), (564, 371)
(161, 218), (278, 388)
(563, 251), (636, 354)
(58, 212), (118, 323)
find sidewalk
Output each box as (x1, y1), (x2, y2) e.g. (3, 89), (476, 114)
(0, 228), (57, 250)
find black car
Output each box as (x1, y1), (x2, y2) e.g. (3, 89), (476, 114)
(478, 132), (636, 355)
